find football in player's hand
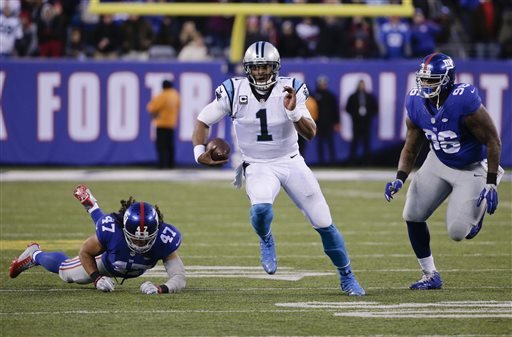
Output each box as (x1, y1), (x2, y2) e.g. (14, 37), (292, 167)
(206, 138), (230, 161)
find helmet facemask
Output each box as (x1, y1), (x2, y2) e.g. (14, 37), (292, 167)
(244, 62), (280, 91)
(416, 70), (450, 99)
(123, 226), (158, 254)
(243, 41), (281, 91)
(123, 202), (160, 254)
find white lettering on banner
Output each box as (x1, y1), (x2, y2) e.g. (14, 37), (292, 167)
(339, 73), (373, 141)
(179, 73), (212, 141)
(379, 72), (396, 140)
(20, 68), (508, 149)
(37, 73), (61, 141)
(0, 72), (6, 140)
(458, 73), (474, 86)
(145, 73), (175, 141)
(68, 73), (100, 142)
(480, 74), (507, 134)
(107, 72), (139, 141)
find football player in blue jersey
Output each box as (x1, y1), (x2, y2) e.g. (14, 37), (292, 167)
(9, 185), (186, 294)
(384, 53), (504, 290)
(192, 41), (364, 296)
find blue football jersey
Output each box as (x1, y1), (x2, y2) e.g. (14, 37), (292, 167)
(406, 83), (485, 168)
(94, 211), (182, 279)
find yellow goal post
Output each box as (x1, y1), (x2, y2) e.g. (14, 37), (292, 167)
(88, 0), (414, 63)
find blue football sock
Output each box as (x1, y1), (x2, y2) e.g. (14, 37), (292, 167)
(250, 203), (273, 239)
(406, 221), (431, 258)
(34, 252), (69, 274)
(315, 224), (352, 276)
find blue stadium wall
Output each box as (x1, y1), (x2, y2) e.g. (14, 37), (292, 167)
(0, 59), (510, 167)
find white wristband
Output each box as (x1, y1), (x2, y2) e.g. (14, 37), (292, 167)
(194, 144), (206, 164)
(285, 108), (302, 122)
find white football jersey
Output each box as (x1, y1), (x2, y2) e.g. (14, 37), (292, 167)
(0, 14), (22, 55)
(212, 76), (312, 162)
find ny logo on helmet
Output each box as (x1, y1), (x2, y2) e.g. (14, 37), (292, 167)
(443, 58), (454, 69)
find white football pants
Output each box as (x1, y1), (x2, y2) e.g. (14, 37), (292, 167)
(58, 255), (110, 284)
(244, 154), (333, 229)
(403, 150), (503, 241)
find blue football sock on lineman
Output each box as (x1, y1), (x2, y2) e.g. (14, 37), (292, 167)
(315, 224), (352, 275)
(406, 221), (431, 258)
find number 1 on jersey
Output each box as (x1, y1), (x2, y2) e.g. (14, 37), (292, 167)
(256, 109), (273, 141)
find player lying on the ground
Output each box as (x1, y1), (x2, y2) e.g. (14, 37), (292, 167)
(9, 185), (186, 294)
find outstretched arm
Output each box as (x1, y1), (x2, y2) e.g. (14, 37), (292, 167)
(140, 251), (186, 295)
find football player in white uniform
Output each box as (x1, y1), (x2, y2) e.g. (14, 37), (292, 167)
(192, 41), (365, 296)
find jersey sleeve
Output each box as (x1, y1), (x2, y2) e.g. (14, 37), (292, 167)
(293, 78), (309, 105)
(157, 223), (182, 258)
(458, 84), (482, 117)
(94, 213), (118, 248)
(215, 79), (237, 115)
(197, 79), (234, 126)
(404, 88), (422, 127)
(291, 79), (314, 119)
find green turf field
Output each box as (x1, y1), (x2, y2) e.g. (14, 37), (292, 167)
(1, 177), (511, 337)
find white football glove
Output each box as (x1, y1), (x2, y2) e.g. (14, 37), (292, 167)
(140, 281), (160, 295)
(94, 276), (115, 292)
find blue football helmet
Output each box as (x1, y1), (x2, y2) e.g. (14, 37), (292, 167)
(123, 202), (159, 254)
(243, 41), (281, 91)
(416, 53), (456, 99)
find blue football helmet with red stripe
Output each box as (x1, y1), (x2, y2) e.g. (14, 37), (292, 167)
(123, 202), (159, 254)
(416, 53), (456, 99)
(243, 41), (281, 91)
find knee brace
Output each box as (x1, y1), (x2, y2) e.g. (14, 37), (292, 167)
(250, 203), (273, 238)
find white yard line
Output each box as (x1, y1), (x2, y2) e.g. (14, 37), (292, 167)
(0, 169), (399, 182)
(1, 168), (511, 182)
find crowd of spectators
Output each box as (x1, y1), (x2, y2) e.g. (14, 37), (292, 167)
(1, 0), (511, 61)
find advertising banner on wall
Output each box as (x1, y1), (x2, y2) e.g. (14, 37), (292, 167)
(0, 59), (510, 166)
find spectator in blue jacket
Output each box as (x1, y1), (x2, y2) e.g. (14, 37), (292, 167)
(410, 9), (441, 57)
(378, 16), (411, 59)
